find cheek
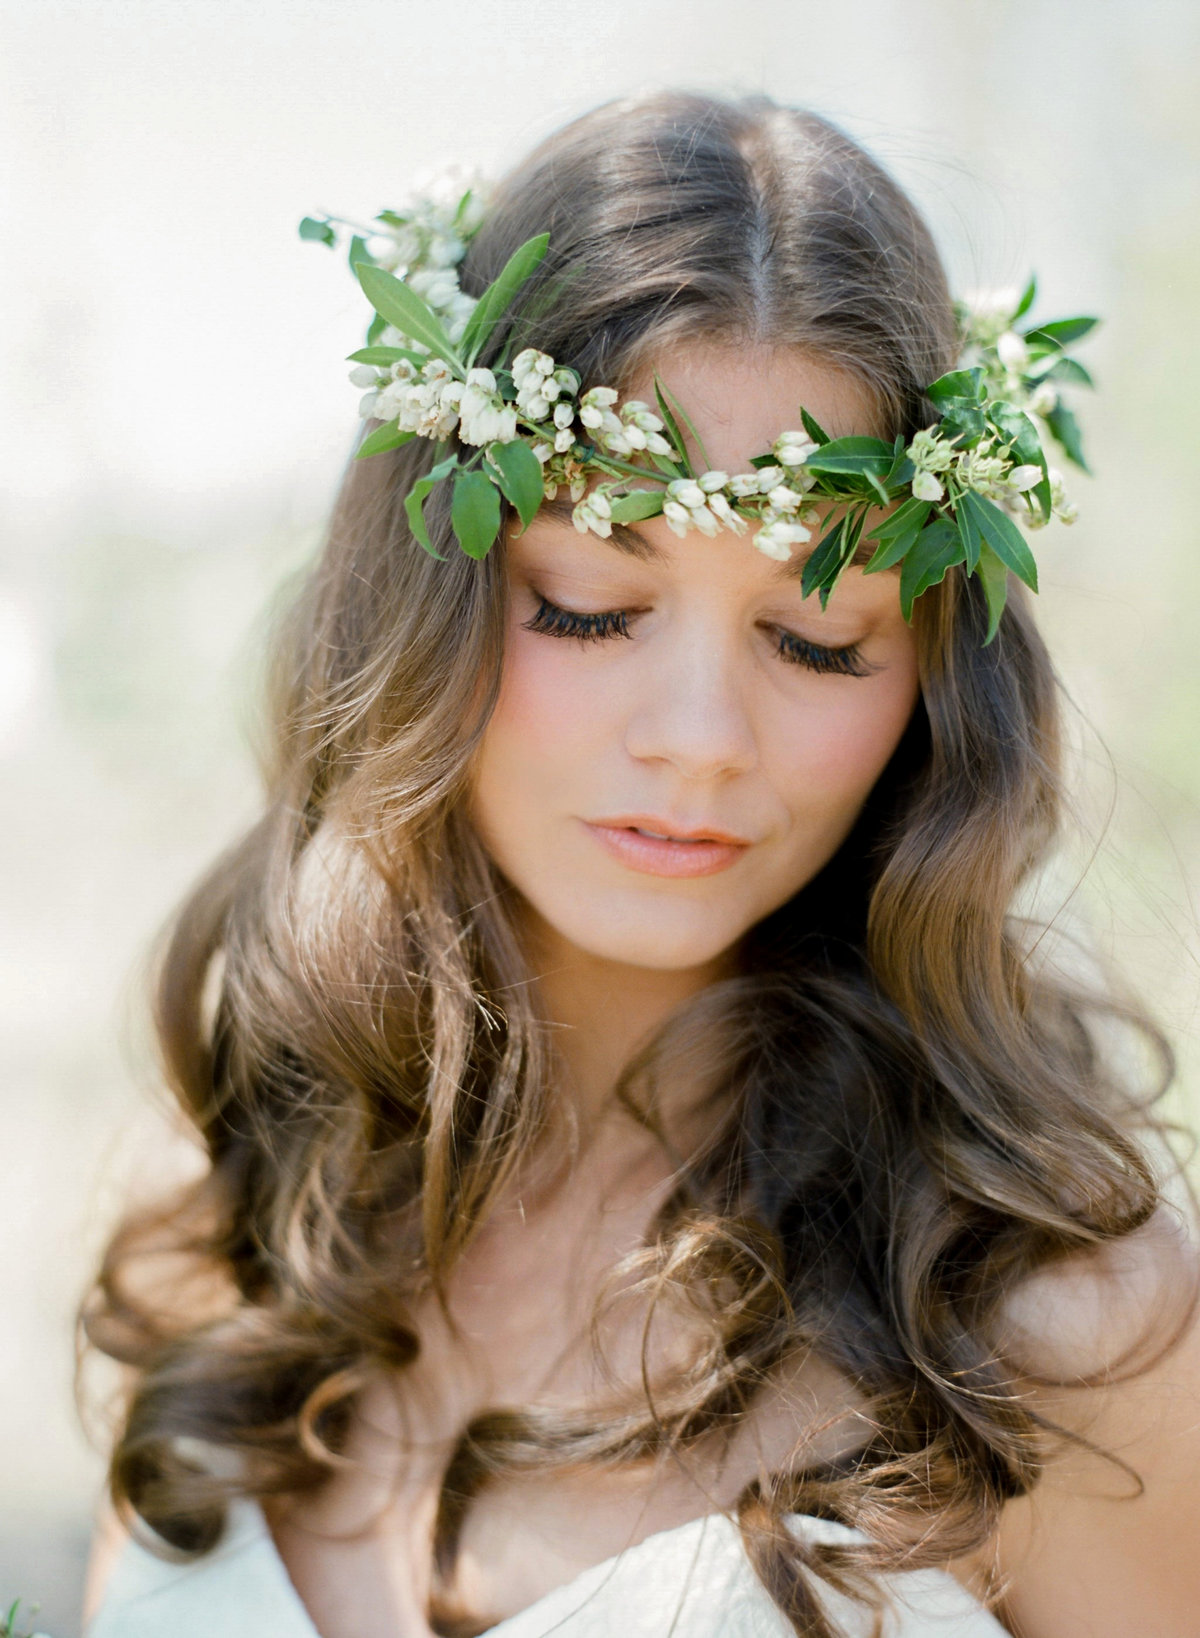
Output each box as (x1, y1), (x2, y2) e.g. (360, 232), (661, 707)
(474, 626), (612, 818)
(771, 664), (921, 825)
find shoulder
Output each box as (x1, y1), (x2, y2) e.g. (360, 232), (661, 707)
(82, 1497), (133, 1628)
(983, 1176), (1200, 1638)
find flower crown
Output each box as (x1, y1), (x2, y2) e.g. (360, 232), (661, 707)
(302, 174), (1097, 644)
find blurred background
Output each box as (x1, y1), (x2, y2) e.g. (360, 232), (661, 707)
(3, 0), (1199, 1629)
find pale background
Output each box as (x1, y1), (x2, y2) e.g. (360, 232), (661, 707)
(3, 0), (1199, 1630)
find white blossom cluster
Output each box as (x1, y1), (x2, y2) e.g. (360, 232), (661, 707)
(567, 430), (824, 561)
(353, 358), (519, 447)
(905, 425), (1077, 525)
(360, 173), (489, 351)
(956, 287), (1061, 432)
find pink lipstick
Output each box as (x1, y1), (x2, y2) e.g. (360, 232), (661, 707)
(582, 815), (752, 878)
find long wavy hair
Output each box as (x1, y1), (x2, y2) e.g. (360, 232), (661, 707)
(79, 90), (1185, 1635)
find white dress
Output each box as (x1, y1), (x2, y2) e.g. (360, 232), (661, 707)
(86, 1494), (1010, 1637)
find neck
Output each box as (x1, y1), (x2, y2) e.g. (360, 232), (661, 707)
(520, 909), (736, 1139)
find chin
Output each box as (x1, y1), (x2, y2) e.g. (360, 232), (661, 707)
(530, 893), (757, 973)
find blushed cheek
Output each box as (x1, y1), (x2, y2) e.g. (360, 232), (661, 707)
(491, 627), (604, 760)
(777, 677), (920, 823)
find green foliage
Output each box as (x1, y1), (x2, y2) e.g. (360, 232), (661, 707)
(451, 468), (502, 558)
(486, 439), (545, 531)
(609, 489), (667, 524)
(899, 519), (965, 621)
(353, 420), (414, 460)
(355, 264), (461, 365)
(299, 215), (336, 247)
(461, 233), (550, 365)
(405, 454), (460, 555)
(1, 1599), (44, 1638)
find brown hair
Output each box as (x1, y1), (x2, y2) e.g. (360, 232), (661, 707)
(79, 90), (1184, 1634)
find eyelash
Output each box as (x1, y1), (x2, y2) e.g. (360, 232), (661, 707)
(522, 596), (874, 677)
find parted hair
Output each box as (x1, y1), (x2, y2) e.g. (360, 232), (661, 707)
(79, 90), (1181, 1635)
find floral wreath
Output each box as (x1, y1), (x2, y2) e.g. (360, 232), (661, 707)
(302, 172), (1096, 644)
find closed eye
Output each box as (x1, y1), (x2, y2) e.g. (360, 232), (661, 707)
(522, 596), (632, 642)
(774, 628), (878, 678)
(522, 595), (876, 677)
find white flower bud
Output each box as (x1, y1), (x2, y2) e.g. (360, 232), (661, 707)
(465, 367), (497, 391)
(1028, 382), (1058, 418)
(663, 500), (691, 537)
(349, 364), (380, 388)
(698, 470), (729, 492)
(766, 485), (801, 513)
(774, 433), (817, 468)
(572, 492), (612, 537)
(996, 330), (1029, 372)
(912, 470), (945, 503)
(755, 466), (786, 492)
(667, 479), (707, 509)
(1007, 464), (1043, 492)
(728, 473), (764, 498)
(707, 493), (748, 534)
(754, 520), (810, 561)
(554, 427), (575, 453)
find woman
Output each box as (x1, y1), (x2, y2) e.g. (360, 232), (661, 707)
(80, 91), (1200, 1637)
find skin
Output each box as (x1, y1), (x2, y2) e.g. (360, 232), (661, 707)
(470, 341), (920, 1122)
(83, 343), (1200, 1638)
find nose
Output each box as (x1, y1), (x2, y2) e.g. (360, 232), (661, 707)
(623, 625), (757, 781)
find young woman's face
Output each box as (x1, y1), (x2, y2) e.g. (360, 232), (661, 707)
(469, 342), (922, 974)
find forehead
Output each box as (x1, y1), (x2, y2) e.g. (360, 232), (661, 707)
(625, 339), (882, 472)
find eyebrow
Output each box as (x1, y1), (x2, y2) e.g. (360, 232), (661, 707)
(536, 492), (882, 575)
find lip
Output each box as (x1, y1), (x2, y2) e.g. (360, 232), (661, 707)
(582, 814), (753, 878)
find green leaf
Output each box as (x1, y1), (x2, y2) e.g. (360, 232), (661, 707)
(1024, 315), (1099, 349)
(1013, 274), (1037, 323)
(800, 514), (846, 599)
(899, 518), (966, 621)
(803, 435), (895, 476)
(653, 379), (693, 472)
(609, 488), (667, 524)
(987, 401), (1045, 469)
(976, 542), (1009, 645)
(862, 497), (933, 574)
(299, 215), (336, 247)
(486, 439), (545, 531)
(939, 403), (987, 445)
(926, 367), (985, 408)
(356, 262), (461, 363)
(819, 506), (869, 609)
(1046, 401), (1089, 471)
(348, 234), (373, 270)
(404, 454), (459, 555)
(1044, 355), (1094, 389)
(959, 490), (1038, 591)
(366, 311), (388, 348)
(656, 379), (712, 472)
(354, 419), (415, 459)
(954, 495), (984, 573)
(800, 406), (832, 446)
(451, 468), (502, 559)
(460, 232), (551, 364)
(347, 345), (428, 367)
